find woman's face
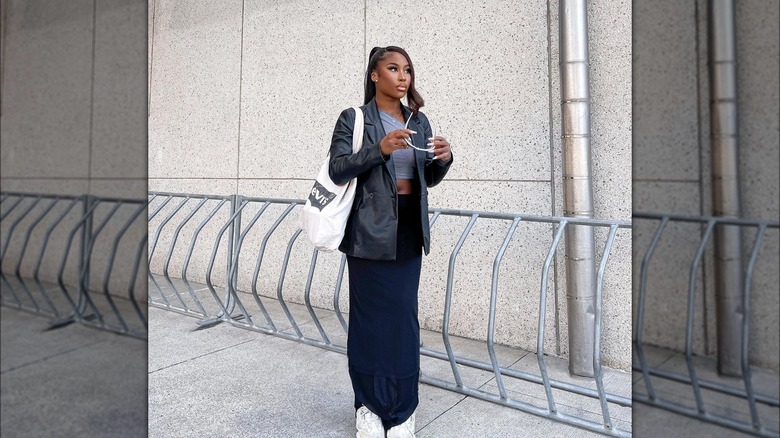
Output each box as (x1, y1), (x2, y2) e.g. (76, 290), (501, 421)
(371, 51), (412, 101)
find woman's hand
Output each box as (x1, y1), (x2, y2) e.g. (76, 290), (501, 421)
(380, 129), (415, 157)
(429, 135), (452, 162)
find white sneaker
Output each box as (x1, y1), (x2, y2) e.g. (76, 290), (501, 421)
(386, 411), (415, 438)
(355, 406), (384, 438)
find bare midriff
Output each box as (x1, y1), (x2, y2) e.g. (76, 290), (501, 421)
(397, 178), (415, 195)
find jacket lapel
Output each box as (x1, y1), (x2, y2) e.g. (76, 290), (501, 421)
(365, 99), (397, 186)
(401, 106), (427, 179)
(364, 98), (382, 147)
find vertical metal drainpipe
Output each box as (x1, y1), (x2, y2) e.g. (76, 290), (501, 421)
(709, 0), (743, 377)
(560, 0), (596, 377)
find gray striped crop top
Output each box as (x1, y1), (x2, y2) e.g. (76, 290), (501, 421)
(378, 110), (416, 179)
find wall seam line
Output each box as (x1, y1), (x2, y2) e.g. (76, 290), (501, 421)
(1, 0), (8, 118)
(546, 0), (561, 356)
(149, 0), (157, 117)
(694, 0), (711, 356)
(88, 0), (98, 194)
(363, 0), (367, 73)
(236, 0), (246, 196)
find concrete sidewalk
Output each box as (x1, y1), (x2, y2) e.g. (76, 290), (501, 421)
(632, 345), (780, 437)
(148, 301), (629, 438)
(0, 306), (147, 438)
(5, 294), (770, 437)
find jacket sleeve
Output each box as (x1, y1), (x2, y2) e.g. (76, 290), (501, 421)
(328, 108), (387, 185)
(425, 153), (453, 188)
(418, 112), (453, 188)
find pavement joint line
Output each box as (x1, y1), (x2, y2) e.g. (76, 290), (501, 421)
(416, 355), (531, 433)
(655, 349), (678, 368)
(159, 286), (210, 294)
(473, 352), (634, 423)
(150, 308), (564, 434)
(278, 313), (339, 333)
(0, 339), (107, 375)
(632, 369), (645, 385)
(415, 392), (470, 434)
(471, 351), (529, 392)
(148, 338), (257, 375)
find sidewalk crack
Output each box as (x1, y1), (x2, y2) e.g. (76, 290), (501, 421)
(0, 339), (107, 374)
(148, 339), (256, 374)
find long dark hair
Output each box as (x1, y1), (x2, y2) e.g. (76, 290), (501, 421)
(364, 46), (425, 115)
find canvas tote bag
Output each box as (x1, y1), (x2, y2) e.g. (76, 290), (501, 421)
(298, 106), (364, 252)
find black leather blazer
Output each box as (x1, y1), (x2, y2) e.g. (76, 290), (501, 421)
(328, 98), (452, 260)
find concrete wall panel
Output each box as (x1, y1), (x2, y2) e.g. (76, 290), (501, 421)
(147, 1), (633, 370)
(633, 0), (779, 370)
(632, 182), (708, 355)
(365, 0), (551, 183)
(148, 178), (236, 197)
(147, 0), (243, 179)
(632, 0), (700, 181)
(547, 0), (633, 369)
(0, 0), (94, 179)
(91, 0), (148, 179)
(428, 181), (550, 214)
(1, 0), (148, 325)
(735, 0), (780, 370)
(588, 0), (632, 221)
(239, 1), (364, 181)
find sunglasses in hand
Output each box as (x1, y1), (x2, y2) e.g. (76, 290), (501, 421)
(403, 113), (435, 153)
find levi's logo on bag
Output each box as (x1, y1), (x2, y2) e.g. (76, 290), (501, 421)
(308, 180), (337, 211)
(298, 106), (363, 252)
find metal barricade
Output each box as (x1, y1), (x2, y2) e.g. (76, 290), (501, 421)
(1, 192), (148, 339)
(147, 192), (236, 321)
(633, 212), (780, 437)
(148, 192), (632, 436)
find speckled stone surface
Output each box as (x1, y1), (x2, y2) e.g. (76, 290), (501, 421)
(1, 186), (90, 288)
(146, 0), (633, 372)
(88, 179), (147, 199)
(148, 0), (157, 112)
(428, 180), (551, 214)
(1, 183), (147, 301)
(147, 0), (243, 179)
(1, 0), (148, 307)
(238, 0), (364, 180)
(734, 1), (780, 222)
(632, 182), (709, 356)
(586, 0), (633, 221)
(632, 0), (699, 181)
(0, 0), (94, 179)
(148, 177), (237, 196)
(0, 179), (90, 196)
(552, 223), (633, 370)
(366, 0), (552, 183)
(733, 0), (780, 371)
(91, 0), (147, 179)
(633, 0), (779, 370)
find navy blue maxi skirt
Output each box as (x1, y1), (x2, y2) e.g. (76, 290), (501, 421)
(347, 194), (423, 430)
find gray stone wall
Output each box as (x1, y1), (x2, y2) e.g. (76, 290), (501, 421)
(633, 0), (779, 370)
(147, 1), (633, 370)
(0, 0), (148, 297)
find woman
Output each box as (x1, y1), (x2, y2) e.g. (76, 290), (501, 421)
(328, 46), (452, 438)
